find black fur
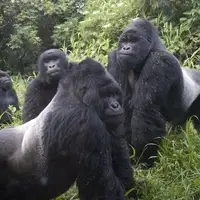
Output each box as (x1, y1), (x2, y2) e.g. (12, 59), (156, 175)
(107, 18), (196, 167)
(0, 70), (19, 124)
(22, 49), (69, 123)
(0, 58), (135, 200)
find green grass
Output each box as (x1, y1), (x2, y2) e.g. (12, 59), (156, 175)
(137, 123), (200, 200)
(3, 75), (200, 200)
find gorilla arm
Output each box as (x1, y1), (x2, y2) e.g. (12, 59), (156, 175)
(110, 124), (136, 196)
(72, 110), (127, 200)
(22, 79), (45, 123)
(0, 88), (13, 123)
(107, 50), (120, 79)
(107, 50), (128, 88)
(130, 51), (182, 165)
(132, 51), (182, 107)
(5, 88), (19, 110)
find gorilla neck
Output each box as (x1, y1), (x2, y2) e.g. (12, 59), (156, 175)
(43, 77), (60, 86)
(127, 70), (137, 90)
(152, 38), (166, 51)
(54, 81), (80, 105)
(115, 60), (140, 99)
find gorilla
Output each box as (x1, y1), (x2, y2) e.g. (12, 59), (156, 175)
(0, 70), (19, 124)
(107, 18), (200, 167)
(22, 48), (69, 123)
(0, 58), (135, 200)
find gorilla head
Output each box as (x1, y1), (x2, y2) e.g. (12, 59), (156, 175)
(0, 70), (13, 91)
(117, 18), (165, 73)
(38, 49), (68, 83)
(63, 58), (124, 126)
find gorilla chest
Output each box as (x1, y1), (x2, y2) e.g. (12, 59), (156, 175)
(40, 86), (57, 106)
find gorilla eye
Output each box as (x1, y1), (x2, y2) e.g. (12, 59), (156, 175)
(147, 36), (152, 43)
(127, 33), (133, 40)
(130, 36), (139, 43)
(44, 59), (51, 63)
(80, 86), (87, 95)
(51, 57), (58, 61)
(110, 93), (117, 99)
(122, 33), (139, 43)
(99, 91), (108, 98)
(110, 93), (122, 105)
(120, 37), (127, 43)
(44, 57), (58, 63)
(108, 92), (119, 98)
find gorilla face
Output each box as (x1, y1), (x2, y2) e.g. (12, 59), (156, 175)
(117, 18), (153, 73)
(103, 95), (124, 125)
(38, 49), (68, 83)
(73, 58), (124, 126)
(0, 70), (13, 91)
(99, 71), (124, 125)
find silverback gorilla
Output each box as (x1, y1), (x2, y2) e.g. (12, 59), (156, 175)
(22, 49), (69, 123)
(0, 58), (135, 200)
(107, 18), (200, 167)
(0, 70), (19, 124)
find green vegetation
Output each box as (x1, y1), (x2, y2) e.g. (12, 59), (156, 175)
(1, 0), (200, 199)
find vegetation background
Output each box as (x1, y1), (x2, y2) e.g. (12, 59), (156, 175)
(1, 0), (200, 199)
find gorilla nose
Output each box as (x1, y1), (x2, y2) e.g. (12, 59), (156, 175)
(49, 65), (55, 69)
(123, 46), (131, 51)
(109, 101), (120, 110)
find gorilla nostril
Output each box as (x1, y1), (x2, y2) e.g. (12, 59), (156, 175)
(49, 65), (55, 69)
(110, 102), (120, 110)
(123, 46), (131, 51)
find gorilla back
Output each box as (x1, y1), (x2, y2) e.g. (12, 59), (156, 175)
(0, 58), (134, 200)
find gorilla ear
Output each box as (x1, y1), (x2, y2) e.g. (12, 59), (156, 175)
(82, 87), (99, 106)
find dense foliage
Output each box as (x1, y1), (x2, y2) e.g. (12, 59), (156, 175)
(0, 0), (200, 74)
(0, 0), (84, 74)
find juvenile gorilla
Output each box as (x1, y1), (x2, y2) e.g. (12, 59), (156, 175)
(22, 48), (69, 123)
(0, 70), (19, 124)
(0, 58), (135, 200)
(108, 18), (200, 167)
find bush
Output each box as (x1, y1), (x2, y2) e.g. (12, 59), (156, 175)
(0, 0), (85, 74)
(68, 0), (200, 69)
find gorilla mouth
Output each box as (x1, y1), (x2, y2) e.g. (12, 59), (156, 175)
(105, 112), (124, 118)
(119, 53), (133, 56)
(105, 107), (124, 117)
(112, 110), (124, 115)
(48, 71), (60, 76)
